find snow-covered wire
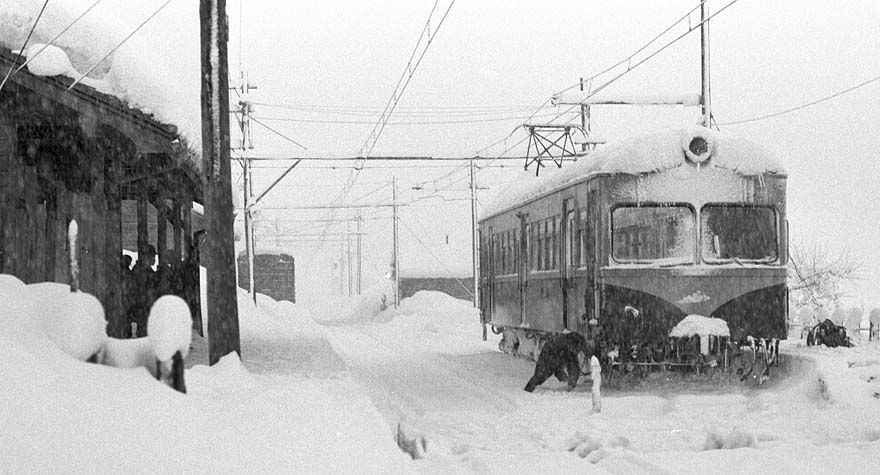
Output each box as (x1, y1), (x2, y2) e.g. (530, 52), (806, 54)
(67, 0), (173, 90)
(0, 0), (50, 93)
(717, 74), (880, 126)
(14, 0), (106, 75)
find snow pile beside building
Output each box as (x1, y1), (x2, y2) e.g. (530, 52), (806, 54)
(0, 0), (202, 145)
(483, 127), (786, 218)
(669, 315), (731, 338)
(0, 275), (410, 472)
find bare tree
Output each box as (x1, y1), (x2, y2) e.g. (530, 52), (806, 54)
(788, 237), (863, 313)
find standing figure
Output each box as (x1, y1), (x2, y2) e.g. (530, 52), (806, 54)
(130, 245), (157, 337)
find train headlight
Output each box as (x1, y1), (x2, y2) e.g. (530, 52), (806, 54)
(681, 126), (714, 164)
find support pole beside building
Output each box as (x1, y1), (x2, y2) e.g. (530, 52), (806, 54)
(200, 0), (240, 365)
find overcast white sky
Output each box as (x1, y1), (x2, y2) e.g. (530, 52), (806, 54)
(23, 0), (876, 306)
(214, 0), (880, 307)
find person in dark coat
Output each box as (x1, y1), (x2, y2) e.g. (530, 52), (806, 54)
(524, 332), (595, 392)
(130, 245), (157, 337)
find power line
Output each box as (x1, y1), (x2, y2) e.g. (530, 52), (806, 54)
(0, 0), (50, 93)
(717, 74), (880, 126)
(15, 0), (106, 75)
(398, 217), (474, 298)
(328, 0), (456, 238)
(68, 0), (173, 90)
(250, 116), (308, 149)
(251, 112), (560, 125)
(473, 0), (740, 161)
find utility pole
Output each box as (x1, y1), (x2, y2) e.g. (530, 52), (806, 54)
(200, 0), (240, 365)
(239, 75), (257, 305)
(357, 209), (362, 295)
(469, 158), (479, 309)
(392, 176), (400, 308)
(700, 0), (712, 127)
(579, 77), (591, 152)
(346, 216), (352, 296)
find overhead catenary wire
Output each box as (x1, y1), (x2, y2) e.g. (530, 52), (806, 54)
(474, 0), (740, 164)
(14, 0), (105, 75)
(250, 116), (308, 150)
(0, 0), (50, 93)
(68, 0), (173, 90)
(717, 74), (880, 126)
(323, 0), (456, 241)
(251, 112), (561, 125)
(397, 217), (474, 298)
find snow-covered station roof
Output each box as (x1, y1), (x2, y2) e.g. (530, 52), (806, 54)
(482, 127), (786, 219)
(0, 1), (200, 154)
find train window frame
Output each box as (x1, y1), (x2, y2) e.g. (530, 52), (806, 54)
(700, 204), (779, 264)
(610, 203), (697, 265)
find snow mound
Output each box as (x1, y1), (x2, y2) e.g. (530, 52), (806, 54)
(147, 295), (192, 361)
(703, 426), (757, 450)
(669, 314), (730, 338)
(35, 290), (107, 361)
(567, 430), (631, 463)
(20, 43), (75, 76)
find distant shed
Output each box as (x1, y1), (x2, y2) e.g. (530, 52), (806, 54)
(237, 251), (296, 303)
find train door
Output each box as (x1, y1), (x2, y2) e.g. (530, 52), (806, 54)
(561, 198), (575, 330)
(518, 214), (529, 326)
(584, 183), (600, 339)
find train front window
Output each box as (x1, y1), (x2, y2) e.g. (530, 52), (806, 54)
(612, 205), (695, 264)
(701, 205), (777, 262)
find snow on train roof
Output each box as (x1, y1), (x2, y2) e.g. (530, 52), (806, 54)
(482, 127), (785, 219)
(0, 1), (200, 146)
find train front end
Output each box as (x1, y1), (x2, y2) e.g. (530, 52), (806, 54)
(596, 127), (788, 369)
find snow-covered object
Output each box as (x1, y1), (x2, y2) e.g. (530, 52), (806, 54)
(669, 314), (730, 338)
(590, 355), (602, 414)
(36, 291), (107, 361)
(100, 337), (155, 371)
(147, 295), (192, 361)
(19, 43), (76, 76)
(483, 127), (785, 218)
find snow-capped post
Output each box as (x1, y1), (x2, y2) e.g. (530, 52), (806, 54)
(590, 355), (601, 414)
(200, 0), (241, 365)
(68, 219), (79, 293)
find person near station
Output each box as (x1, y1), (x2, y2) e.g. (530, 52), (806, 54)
(129, 244), (158, 337)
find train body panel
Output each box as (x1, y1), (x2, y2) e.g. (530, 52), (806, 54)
(479, 127), (788, 365)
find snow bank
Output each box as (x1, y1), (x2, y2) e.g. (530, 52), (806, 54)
(669, 315), (730, 338)
(0, 275), (410, 472)
(483, 127), (785, 218)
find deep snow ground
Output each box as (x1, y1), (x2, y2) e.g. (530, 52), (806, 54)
(319, 292), (880, 474)
(3, 274), (880, 474)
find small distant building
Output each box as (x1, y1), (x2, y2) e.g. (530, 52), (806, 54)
(237, 250), (296, 303)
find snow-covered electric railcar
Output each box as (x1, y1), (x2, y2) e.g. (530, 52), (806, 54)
(478, 127), (788, 368)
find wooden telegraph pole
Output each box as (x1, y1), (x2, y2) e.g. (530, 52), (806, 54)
(200, 0), (240, 365)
